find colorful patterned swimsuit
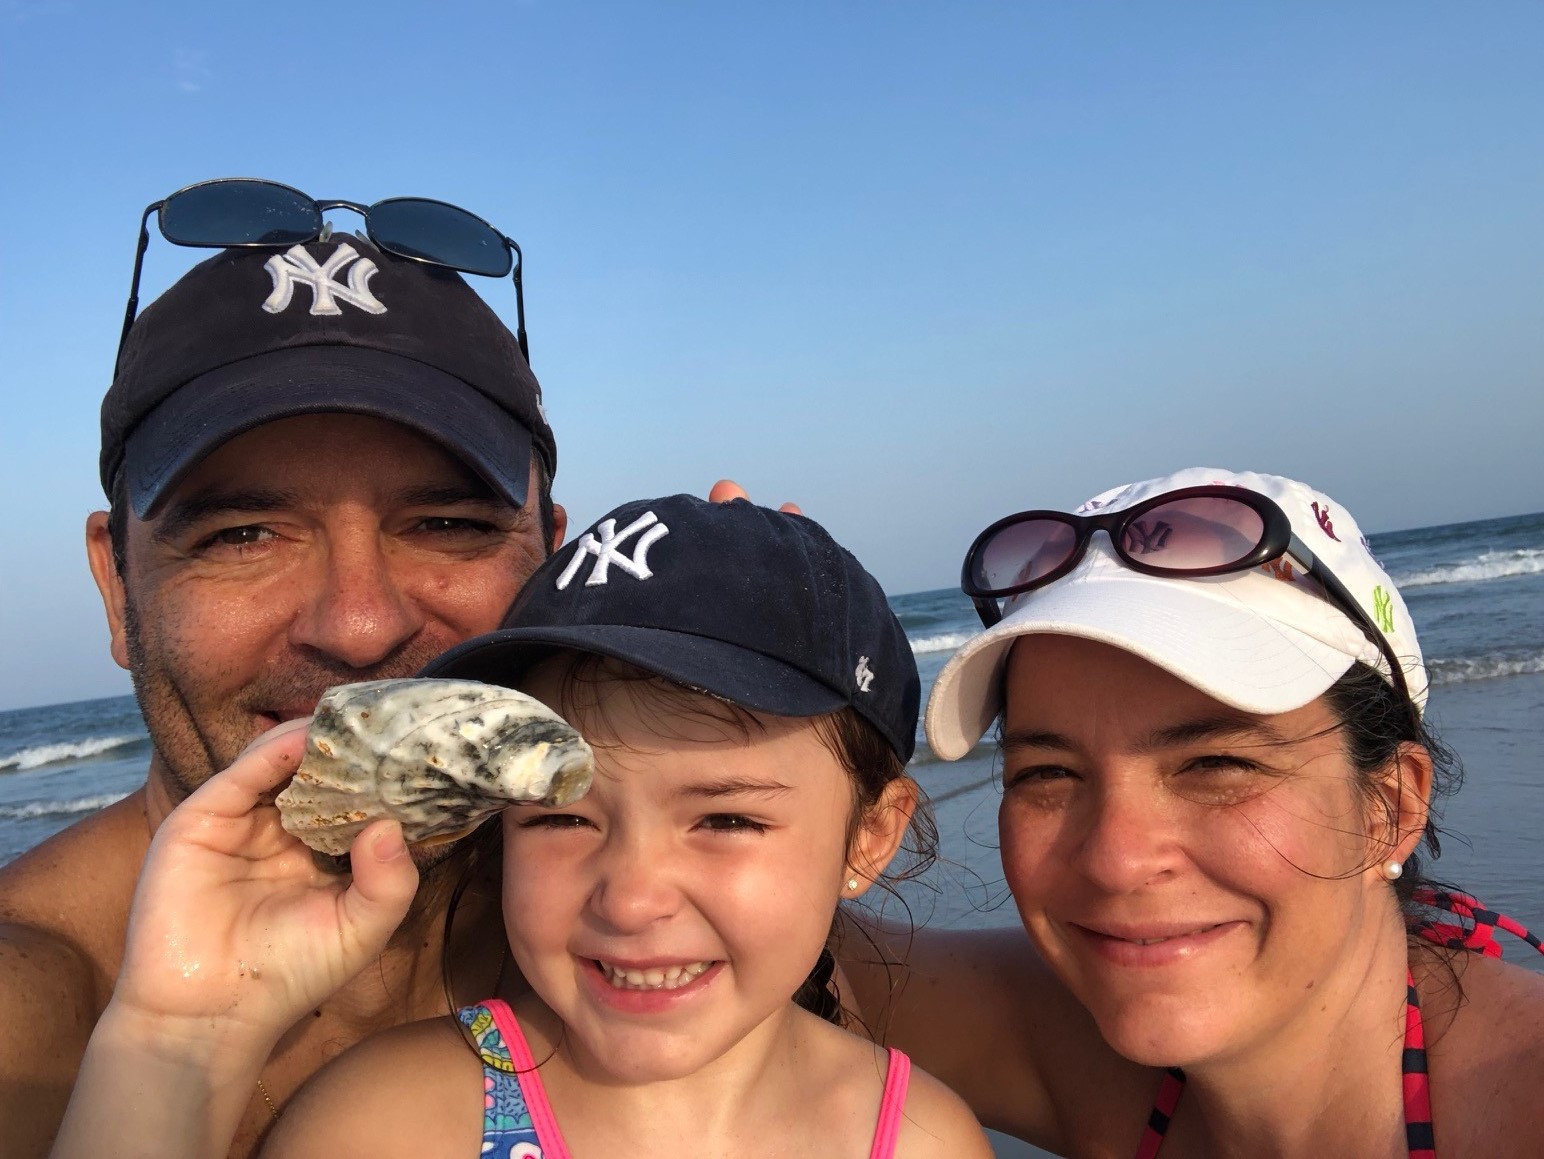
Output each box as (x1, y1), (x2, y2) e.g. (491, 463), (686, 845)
(1134, 889), (1544, 1159)
(457, 998), (914, 1159)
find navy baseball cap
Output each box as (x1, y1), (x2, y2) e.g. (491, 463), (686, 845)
(101, 235), (555, 519)
(423, 495), (920, 762)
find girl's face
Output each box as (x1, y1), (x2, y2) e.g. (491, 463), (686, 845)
(500, 660), (863, 1084)
(999, 635), (1399, 1069)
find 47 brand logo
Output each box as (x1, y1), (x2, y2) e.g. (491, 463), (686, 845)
(262, 243), (386, 316)
(556, 511), (671, 589)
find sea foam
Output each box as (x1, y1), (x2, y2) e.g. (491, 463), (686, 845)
(1429, 651), (1544, 686)
(0, 792), (131, 820)
(1395, 548), (1544, 589)
(909, 632), (974, 656)
(0, 735), (141, 773)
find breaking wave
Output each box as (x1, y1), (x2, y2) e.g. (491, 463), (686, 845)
(1429, 651), (1544, 686)
(0, 735), (142, 772)
(909, 632), (973, 656)
(1396, 549), (1544, 589)
(0, 793), (130, 820)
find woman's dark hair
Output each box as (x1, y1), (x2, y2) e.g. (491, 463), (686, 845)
(1322, 662), (1465, 941)
(443, 654), (938, 1036)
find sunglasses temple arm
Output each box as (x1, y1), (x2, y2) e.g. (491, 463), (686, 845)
(972, 596), (1003, 629)
(116, 203), (161, 368)
(507, 238), (528, 362)
(1287, 537), (1413, 708)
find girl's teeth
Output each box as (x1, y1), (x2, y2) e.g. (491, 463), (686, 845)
(598, 961), (711, 991)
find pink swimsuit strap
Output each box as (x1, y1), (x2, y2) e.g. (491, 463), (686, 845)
(869, 1048), (912, 1159)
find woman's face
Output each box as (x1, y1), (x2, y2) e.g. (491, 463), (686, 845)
(999, 635), (1395, 1068)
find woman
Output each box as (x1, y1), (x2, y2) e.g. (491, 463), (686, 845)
(843, 467), (1544, 1157)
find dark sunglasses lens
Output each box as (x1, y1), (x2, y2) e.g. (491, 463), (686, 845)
(1120, 496), (1265, 570)
(158, 180), (319, 247)
(973, 518), (1079, 594)
(368, 199), (511, 277)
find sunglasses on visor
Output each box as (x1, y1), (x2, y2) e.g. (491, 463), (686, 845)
(961, 485), (1413, 710)
(117, 177), (527, 364)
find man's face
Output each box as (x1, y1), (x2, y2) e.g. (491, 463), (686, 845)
(88, 413), (560, 802)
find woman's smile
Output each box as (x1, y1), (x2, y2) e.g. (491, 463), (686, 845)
(1064, 918), (1246, 967)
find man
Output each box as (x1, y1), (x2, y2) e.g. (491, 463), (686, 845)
(0, 222), (566, 1158)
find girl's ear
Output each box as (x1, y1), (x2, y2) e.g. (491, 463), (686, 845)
(845, 778), (919, 897)
(1369, 742), (1434, 867)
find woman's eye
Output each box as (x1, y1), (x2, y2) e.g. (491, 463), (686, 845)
(1171, 755), (1276, 805)
(1005, 765), (1076, 790)
(697, 814), (768, 834)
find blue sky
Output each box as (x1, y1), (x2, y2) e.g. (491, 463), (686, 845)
(2, 1), (1541, 710)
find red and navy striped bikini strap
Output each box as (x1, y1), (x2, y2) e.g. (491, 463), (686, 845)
(1411, 886), (1544, 959)
(1404, 889), (1544, 1159)
(1133, 1069), (1185, 1159)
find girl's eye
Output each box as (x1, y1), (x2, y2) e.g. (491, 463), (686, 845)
(696, 814), (768, 834)
(518, 813), (593, 830)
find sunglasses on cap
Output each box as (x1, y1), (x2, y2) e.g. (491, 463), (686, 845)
(117, 177), (527, 365)
(961, 485), (1413, 710)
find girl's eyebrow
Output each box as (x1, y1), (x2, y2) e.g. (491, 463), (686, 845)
(678, 777), (794, 800)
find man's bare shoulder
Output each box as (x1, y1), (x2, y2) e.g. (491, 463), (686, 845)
(261, 1017), (483, 1159)
(0, 792), (149, 1158)
(0, 789), (148, 950)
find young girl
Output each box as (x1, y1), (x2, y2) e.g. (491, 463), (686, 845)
(54, 495), (991, 1159)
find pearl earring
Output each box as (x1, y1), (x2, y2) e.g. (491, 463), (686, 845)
(1382, 860), (1403, 881)
(846, 876), (859, 891)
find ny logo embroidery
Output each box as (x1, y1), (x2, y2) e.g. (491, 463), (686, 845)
(555, 511), (670, 589)
(262, 243), (386, 316)
(1264, 558), (1295, 582)
(1371, 585), (1395, 632)
(1311, 502), (1340, 541)
(1123, 519), (1172, 555)
(854, 656), (875, 693)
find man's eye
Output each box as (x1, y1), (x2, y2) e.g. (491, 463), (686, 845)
(415, 516), (500, 535)
(697, 814), (769, 834)
(196, 525), (275, 550)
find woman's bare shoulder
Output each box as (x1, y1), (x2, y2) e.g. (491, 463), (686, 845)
(893, 1057), (996, 1158)
(1430, 954), (1544, 1148)
(260, 1016), (485, 1159)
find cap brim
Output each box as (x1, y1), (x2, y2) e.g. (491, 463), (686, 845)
(924, 568), (1359, 761)
(422, 624), (851, 720)
(123, 345), (533, 519)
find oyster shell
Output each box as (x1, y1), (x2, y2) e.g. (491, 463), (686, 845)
(275, 678), (592, 856)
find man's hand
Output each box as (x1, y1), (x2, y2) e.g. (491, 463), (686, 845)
(709, 479), (803, 515)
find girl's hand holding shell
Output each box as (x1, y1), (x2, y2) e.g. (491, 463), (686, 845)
(109, 720), (423, 1052)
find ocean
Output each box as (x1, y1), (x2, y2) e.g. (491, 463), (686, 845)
(3, 511), (1542, 1158)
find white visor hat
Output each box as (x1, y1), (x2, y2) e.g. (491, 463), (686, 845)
(925, 468), (1428, 762)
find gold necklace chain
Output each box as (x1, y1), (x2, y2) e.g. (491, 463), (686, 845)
(256, 1075), (280, 1122)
